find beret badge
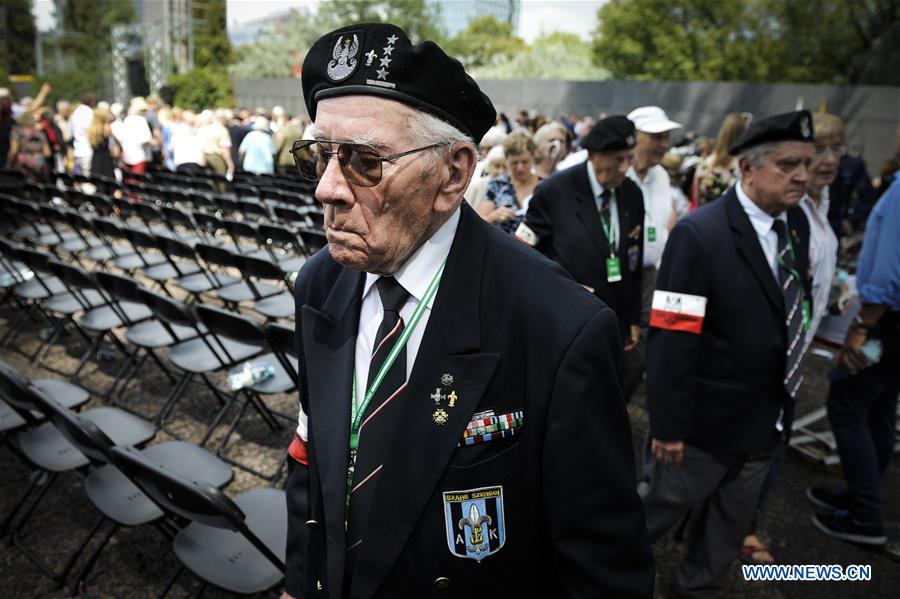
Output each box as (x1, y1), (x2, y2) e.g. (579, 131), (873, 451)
(800, 115), (811, 139)
(326, 32), (362, 82)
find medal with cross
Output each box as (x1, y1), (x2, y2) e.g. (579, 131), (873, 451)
(431, 386), (449, 425)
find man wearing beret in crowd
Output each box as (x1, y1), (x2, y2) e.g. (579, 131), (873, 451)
(518, 117), (646, 369)
(283, 23), (653, 599)
(641, 110), (814, 597)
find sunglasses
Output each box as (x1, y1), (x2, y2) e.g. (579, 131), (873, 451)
(290, 139), (448, 187)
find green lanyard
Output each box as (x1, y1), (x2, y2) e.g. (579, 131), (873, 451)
(349, 257), (447, 452)
(595, 194), (616, 257)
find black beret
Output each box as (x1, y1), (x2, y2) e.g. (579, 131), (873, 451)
(582, 116), (636, 153)
(729, 109), (814, 156)
(301, 23), (497, 141)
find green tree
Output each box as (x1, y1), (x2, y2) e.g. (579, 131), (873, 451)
(168, 65), (234, 109)
(313, 0), (445, 45)
(228, 8), (323, 79)
(43, 0), (135, 99)
(193, 0), (233, 68)
(444, 15), (525, 69)
(591, 0), (900, 85)
(473, 32), (609, 80)
(0, 0), (37, 75)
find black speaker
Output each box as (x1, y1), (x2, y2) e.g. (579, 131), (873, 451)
(127, 59), (150, 97)
(158, 85), (175, 106)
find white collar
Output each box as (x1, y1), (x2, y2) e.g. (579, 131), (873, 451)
(626, 163), (660, 185)
(585, 159), (607, 198)
(363, 205), (461, 303)
(801, 186), (830, 218)
(735, 181), (786, 238)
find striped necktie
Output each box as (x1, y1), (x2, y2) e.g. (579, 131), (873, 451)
(345, 276), (410, 580)
(598, 188), (614, 248)
(772, 220), (804, 398)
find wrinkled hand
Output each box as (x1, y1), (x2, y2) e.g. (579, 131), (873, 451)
(651, 438), (684, 466)
(624, 325), (640, 352)
(836, 324), (868, 372)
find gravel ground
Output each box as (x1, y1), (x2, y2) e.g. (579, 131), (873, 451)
(0, 304), (897, 598)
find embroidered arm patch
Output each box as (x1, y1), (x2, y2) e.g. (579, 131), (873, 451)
(649, 290), (707, 334)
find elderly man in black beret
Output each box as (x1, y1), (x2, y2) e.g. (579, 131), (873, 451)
(640, 110), (815, 597)
(518, 116), (646, 367)
(282, 23), (653, 599)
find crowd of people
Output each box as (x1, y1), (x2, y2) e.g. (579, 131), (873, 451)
(2, 21), (899, 597)
(0, 86), (308, 182)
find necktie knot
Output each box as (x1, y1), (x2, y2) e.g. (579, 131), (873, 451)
(771, 219), (788, 243)
(600, 188), (612, 209)
(376, 276), (409, 314)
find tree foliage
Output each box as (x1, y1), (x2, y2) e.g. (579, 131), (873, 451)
(228, 9), (322, 79)
(591, 0), (900, 85)
(443, 16), (525, 69)
(1, 0), (37, 75)
(193, 0), (234, 69)
(168, 66), (234, 110)
(473, 32), (609, 81)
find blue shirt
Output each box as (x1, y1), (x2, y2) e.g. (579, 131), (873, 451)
(856, 174), (900, 310)
(239, 130), (275, 174)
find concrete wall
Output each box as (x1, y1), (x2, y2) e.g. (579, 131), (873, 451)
(235, 78), (900, 169)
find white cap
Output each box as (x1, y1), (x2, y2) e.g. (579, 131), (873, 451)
(627, 106), (682, 134)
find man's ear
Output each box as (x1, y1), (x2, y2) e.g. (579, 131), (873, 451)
(434, 143), (477, 212)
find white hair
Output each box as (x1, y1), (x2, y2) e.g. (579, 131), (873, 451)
(406, 109), (478, 161)
(739, 142), (778, 169)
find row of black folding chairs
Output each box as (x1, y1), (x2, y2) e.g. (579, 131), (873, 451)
(2, 184), (327, 247)
(0, 242), (299, 478)
(2, 199), (318, 312)
(0, 360), (287, 596)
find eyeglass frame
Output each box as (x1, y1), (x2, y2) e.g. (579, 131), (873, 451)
(290, 139), (449, 187)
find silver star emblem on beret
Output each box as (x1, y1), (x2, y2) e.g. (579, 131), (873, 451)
(379, 56), (392, 68)
(376, 67), (389, 80)
(383, 45), (394, 56)
(386, 34), (398, 44)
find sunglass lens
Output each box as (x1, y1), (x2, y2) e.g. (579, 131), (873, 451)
(341, 144), (381, 187)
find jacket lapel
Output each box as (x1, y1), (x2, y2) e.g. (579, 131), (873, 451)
(725, 190), (784, 314)
(573, 166), (611, 258)
(350, 204), (501, 599)
(301, 267), (364, 599)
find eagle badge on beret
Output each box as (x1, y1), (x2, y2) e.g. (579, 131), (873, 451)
(326, 32), (361, 82)
(800, 115), (811, 139)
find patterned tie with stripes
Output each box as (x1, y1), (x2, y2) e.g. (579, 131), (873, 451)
(345, 276), (410, 577)
(772, 220), (804, 398)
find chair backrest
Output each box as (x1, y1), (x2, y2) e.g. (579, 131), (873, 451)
(157, 234), (197, 261)
(258, 223), (300, 247)
(14, 247), (50, 271)
(236, 254), (284, 283)
(138, 287), (198, 329)
(223, 218), (259, 242)
(264, 323), (299, 387)
(273, 206), (305, 225)
(45, 259), (97, 291)
(194, 304), (266, 347)
(0, 359), (43, 425)
(31, 391), (115, 464)
(299, 230), (327, 254)
(124, 227), (160, 251)
(195, 242), (236, 269)
(108, 445), (283, 569)
(95, 271), (144, 304)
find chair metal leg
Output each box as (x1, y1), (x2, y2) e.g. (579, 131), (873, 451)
(158, 564), (184, 599)
(68, 520), (118, 597)
(157, 372), (193, 439)
(0, 469), (45, 538)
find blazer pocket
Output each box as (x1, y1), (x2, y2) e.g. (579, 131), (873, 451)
(446, 438), (522, 479)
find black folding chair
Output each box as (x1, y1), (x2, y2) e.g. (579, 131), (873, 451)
(193, 305), (294, 480)
(138, 289), (262, 442)
(109, 445), (287, 596)
(32, 389), (233, 596)
(0, 361), (155, 583)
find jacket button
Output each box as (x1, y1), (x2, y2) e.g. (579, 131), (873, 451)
(433, 577), (451, 589)
(305, 519), (319, 528)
